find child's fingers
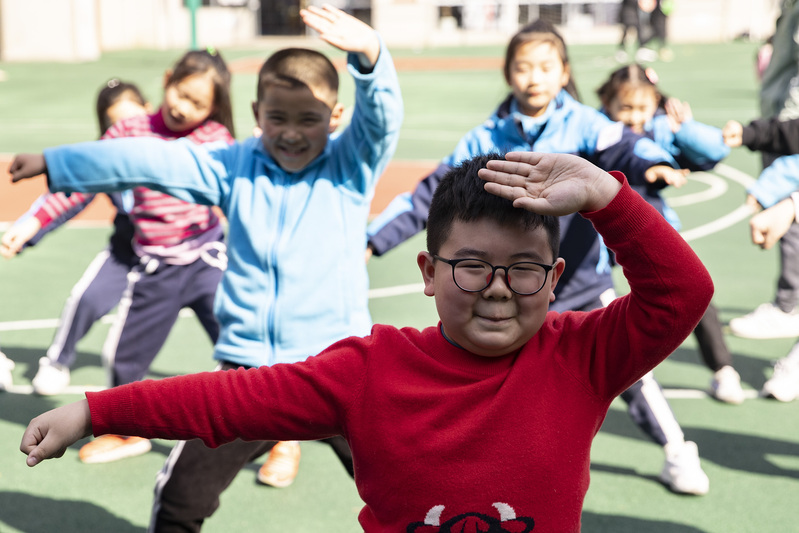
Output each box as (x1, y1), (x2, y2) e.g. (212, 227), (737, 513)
(19, 424), (57, 467)
(20, 401), (92, 466)
(479, 163), (530, 186)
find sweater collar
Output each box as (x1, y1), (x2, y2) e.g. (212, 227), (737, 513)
(427, 322), (520, 378)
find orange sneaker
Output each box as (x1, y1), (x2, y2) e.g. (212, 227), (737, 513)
(257, 441), (300, 488)
(79, 435), (152, 464)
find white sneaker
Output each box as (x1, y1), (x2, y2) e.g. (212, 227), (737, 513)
(659, 441), (709, 495)
(709, 366), (745, 404)
(761, 357), (799, 402)
(728, 303), (799, 339)
(0, 351), (14, 391)
(32, 357), (70, 396)
(635, 47), (658, 63)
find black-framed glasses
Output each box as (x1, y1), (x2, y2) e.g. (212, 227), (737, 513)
(433, 255), (555, 295)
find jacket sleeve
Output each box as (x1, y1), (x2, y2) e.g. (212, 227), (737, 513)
(748, 154), (799, 208)
(590, 121), (675, 188)
(672, 120), (730, 171)
(741, 117), (799, 155)
(42, 137), (235, 208)
(366, 163), (449, 256)
(330, 36), (403, 196)
(24, 195), (94, 248)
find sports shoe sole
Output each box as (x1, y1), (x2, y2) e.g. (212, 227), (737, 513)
(80, 439), (152, 464)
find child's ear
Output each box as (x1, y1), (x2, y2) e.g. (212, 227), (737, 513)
(417, 251), (437, 297)
(251, 101), (260, 123)
(162, 70), (173, 89)
(328, 103), (345, 133)
(547, 258), (566, 303)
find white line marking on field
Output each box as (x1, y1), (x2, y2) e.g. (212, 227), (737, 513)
(0, 308), (197, 332)
(674, 165), (758, 242)
(667, 172), (728, 207)
(368, 282), (424, 299)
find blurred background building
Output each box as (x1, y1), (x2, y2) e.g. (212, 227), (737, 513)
(0, 0), (782, 62)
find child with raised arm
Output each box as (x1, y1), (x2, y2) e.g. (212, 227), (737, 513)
(21, 152), (713, 532)
(11, 5), (401, 530)
(723, 114), (799, 399)
(365, 19), (708, 495)
(596, 63), (744, 406)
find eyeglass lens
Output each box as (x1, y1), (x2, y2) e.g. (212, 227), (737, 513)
(452, 259), (548, 294)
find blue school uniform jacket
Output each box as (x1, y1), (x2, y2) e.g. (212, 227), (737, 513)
(42, 44), (403, 368)
(621, 110), (730, 229)
(367, 90), (675, 311)
(643, 112), (729, 172)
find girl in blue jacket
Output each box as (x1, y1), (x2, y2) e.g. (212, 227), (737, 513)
(366, 19), (709, 495)
(596, 63), (744, 406)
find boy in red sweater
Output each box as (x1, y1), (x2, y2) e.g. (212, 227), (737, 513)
(20, 151), (713, 532)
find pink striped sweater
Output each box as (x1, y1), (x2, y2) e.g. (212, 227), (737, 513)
(35, 111), (233, 264)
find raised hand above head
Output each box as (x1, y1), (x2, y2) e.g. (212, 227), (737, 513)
(300, 4), (380, 68)
(477, 151), (621, 215)
(664, 98), (693, 132)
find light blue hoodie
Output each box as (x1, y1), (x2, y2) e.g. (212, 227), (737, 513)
(43, 43), (403, 368)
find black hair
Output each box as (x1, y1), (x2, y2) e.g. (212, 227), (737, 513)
(426, 154), (560, 260)
(95, 79), (147, 136)
(503, 19), (580, 102)
(257, 48), (339, 109)
(596, 63), (667, 112)
(166, 49), (235, 137)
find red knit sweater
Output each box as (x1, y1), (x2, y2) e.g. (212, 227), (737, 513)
(87, 177), (713, 532)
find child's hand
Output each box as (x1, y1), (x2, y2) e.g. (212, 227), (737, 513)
(722, 120), (743, 147)
(8, 154), (47, 183)
(20, 400), (93, 467)
(665, 98), (693, 132)
(645, 165), (689, 187)
(750, 197), (796, 250)
(478, 152), (621, 215)
(745, 194), (762, 211)
(300, 4), (380, 68)
(0, 217), (42, 258)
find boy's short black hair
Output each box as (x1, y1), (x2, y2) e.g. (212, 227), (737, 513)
(426, 154), (560, 260)
(257, 48), (339, 109)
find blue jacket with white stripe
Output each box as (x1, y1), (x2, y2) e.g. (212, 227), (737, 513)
(367, 90), (675, 311)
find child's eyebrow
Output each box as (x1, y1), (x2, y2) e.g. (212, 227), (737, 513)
(451, 248), (549, 262)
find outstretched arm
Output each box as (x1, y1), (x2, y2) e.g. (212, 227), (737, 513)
(477, 152), (622, 215)
(20, 400), (93, 467)
(300, 4), (380, 68)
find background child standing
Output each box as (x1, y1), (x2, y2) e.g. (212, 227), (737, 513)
(7, 50), (236, 465)
(9, 5), (402, 530)
(366, 19), (708, 495)
(0, 79), (150, 397)
(596, 63), (745, 405)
